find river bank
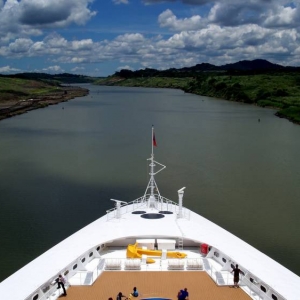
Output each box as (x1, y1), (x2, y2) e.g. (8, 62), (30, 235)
(96, 74), (300, 125)
(0, 85), (89, 121)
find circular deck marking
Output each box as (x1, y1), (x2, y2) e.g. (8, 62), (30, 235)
(140, 213), (165, 219)
(159, 211), (173, 214)
(132, 211), (147, 214)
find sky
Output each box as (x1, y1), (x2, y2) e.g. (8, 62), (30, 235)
(0, 0), (300, 77)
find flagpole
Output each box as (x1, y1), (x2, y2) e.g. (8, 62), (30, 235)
(152, 125), (154, 158)
(150, 125), (154, 197)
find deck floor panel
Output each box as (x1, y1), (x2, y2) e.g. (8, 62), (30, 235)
(64, 271), (251, 300)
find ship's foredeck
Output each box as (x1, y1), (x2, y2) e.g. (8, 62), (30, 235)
(64, 271), (251, 300)
(56, 248), (251, 300)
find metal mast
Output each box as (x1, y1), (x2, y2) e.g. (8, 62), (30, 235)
(144, 126), (166, 207)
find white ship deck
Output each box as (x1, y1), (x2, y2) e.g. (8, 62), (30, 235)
(1, 201), (300, 300)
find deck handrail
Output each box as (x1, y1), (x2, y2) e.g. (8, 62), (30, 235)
(204, 259), (286, 300)
(106, 194), (190, 220)
(37, 259), (104, 300)
(36, 256), (284, 300)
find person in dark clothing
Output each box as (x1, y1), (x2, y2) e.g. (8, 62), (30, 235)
(177, 287), (189, 300)
(231, 264), (242, 288)
(56, 274), (67, 296)
(116, 292), (127, 300)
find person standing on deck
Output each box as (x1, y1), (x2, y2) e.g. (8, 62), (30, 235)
(57, 274), (67, 296)
(231, 264), (242, 288)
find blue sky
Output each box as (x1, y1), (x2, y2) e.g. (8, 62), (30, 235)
(0, 0), (300, 76)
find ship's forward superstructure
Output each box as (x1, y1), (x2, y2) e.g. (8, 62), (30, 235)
(0, 128), (300, 300)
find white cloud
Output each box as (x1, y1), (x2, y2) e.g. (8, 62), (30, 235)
(263, 5), (298, 28)
(115, 33), (145, 42)
(70, 57), (88, 63)
(158, 9), (204, 31)
(143, 0), (210, 4)
(117, 65), (132, 70)
(71, 66), (85, 72)
(30, 41), (45, 52)
(0, 65), (22, 74)
(144, 0), (281, 5)
(70, 39), (94, 50)
(1, 21), (300, 71)
(42, 65), (64, 73)
(1, 0), (300, 75)
(18, 0), (97, 26)
(0, 0), (97, 42)
(113, 0), (129, 4)
(8, 38), (33, 53)
(44, 34), (68, 48)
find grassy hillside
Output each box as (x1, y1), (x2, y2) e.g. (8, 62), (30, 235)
(97, 72), (300, 124)
(0, 77), (88, 120)
(0, 77), (60, 103)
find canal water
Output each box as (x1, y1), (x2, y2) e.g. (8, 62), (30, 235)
(0, 84), (300, 281)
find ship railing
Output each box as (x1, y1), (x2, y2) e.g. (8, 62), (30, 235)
(35, 258), (105, 300)
(240, 276), (285, 300)
(106, 194), (190, 220)
(106, 196), (147, 220)
(240, 276), (286, 300)
(35, 281), (71, 300)
(67, 257), (105, 286)
(158, 196), (191, 220)
(204, 259), (283, 300)
(36, 256), (283, 300)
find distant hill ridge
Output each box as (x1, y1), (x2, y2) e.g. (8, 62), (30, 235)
(0, 72), (97, 83)
(221, 59), (285, 70)
(0, 59), (297, 81)
(182, 59), (287, 72)
(114, 59), (298, 78)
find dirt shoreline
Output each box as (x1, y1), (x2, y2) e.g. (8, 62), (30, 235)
(0, 86), (89, 121)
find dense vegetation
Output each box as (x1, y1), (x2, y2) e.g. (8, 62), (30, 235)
(185, 72), (300, 123)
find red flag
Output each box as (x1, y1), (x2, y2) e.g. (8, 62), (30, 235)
(153, 132), (157, 147)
